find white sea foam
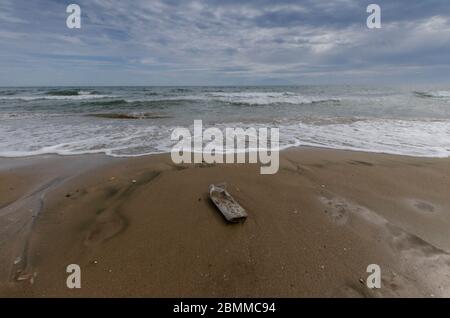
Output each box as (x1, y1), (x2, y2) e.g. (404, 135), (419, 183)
(282, 119), (450, 158)
(205, 92), (339, 105)
(1, 87), (449, 159)
(0, 118), (449, 158)
(430, 91), (450, 98)
(130, 92), (340, 105)
(416, 90), (450, 99)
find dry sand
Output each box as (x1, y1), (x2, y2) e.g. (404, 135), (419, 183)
(1, 148), (450, 297)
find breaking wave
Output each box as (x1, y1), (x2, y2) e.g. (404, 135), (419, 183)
(415, 90), (450, 99)
(87, 112), (172, 119)
(127, 92), (341, 106)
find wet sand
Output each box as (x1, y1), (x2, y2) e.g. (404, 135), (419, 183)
(1, 148), (450, 297)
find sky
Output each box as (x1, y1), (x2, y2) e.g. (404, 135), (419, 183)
(0, 0), (450, 86)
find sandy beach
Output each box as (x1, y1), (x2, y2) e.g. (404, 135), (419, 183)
(0, 147), (449, 297)
(1, 0), (450, 303)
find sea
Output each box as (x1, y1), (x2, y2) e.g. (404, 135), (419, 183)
(0, 86), (449, 158)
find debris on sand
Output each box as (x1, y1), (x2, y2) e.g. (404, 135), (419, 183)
(209, 184), (247, 223)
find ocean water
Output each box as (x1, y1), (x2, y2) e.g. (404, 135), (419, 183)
(0, 86), (449, 158)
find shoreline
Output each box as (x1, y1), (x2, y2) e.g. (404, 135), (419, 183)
(1, 143), (450, 162)
(1, 147), (450, 297)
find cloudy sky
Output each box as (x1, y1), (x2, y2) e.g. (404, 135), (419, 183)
(1, 0), (450, 86)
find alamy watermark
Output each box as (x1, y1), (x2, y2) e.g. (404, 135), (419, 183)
(171, 120), (280, 175)
(66, 4), (81, 29)
(366, 264), (381, 289)
(367, 4), (382, 29)
(66, 264), (81, 289)
(66, 4), (381, 30)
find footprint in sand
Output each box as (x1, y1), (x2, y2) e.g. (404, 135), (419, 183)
(319, 196), (350, 226)
(319, 194), (450, 296)
(319, 195), (387, 227)
(84, 210), (127, 246)
(404, 199), (436, 214)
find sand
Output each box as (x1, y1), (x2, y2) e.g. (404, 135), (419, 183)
(1, 148), (450, 297)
